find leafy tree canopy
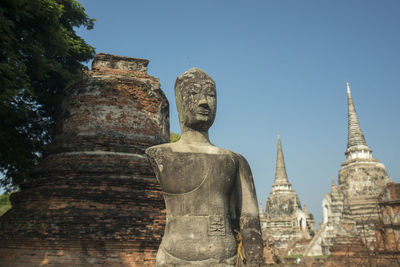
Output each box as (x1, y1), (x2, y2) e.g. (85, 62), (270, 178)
(0, 0), (95, 191)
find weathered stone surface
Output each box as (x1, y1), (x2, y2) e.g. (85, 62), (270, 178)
(266, 191), (301, 219)
(0, 53), (169, 266)
(305, 180), (344, 256)
(310, 187), (400, 266)
(146, 68), (264, 266)
(92, 53), (149, 73)
(339, 161), (389, 198)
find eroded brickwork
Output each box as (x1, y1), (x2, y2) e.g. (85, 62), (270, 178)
(0, 53), (169, 266)
(376, 183), (400, 253)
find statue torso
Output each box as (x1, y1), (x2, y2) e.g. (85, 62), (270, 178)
(146, 144), (238, 263)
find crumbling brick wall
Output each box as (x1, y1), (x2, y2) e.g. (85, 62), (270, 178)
(0, 53), (169, 266)
(376, 182), (400, 252)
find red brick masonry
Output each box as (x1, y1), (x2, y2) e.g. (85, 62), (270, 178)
(0, 54), (169, 266)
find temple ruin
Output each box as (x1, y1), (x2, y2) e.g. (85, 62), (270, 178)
(0, 54), (169, 266)
(0, 51), (398, 266)
(260, 134), (316, 255)
(305, 83), (392, 257)
(324, 183), (400, 266)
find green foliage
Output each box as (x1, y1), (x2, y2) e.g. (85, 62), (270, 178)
(0, 193), (11, 204)
(170, 132), (181, 143)
(0, 0), (95, 191)
(0, 193), (11, 216)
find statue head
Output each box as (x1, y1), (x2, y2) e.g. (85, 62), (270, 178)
(175, 68), (217, 132)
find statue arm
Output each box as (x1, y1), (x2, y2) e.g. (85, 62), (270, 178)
(145, 146), (163, 183)
(235, 153), (264, 265)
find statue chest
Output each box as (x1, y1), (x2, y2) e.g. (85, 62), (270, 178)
(151, 150), (238, 215)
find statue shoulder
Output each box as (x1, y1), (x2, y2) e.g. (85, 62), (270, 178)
(145, 143), (173, 159)
(211, 149), (251, 171)
(145, 143), (174, 183)
(229, 151), (249, 166)
(228, 151), (254, 178)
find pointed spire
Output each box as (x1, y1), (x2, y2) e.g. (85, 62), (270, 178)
(346, 82), (370, 149)
(345, 82), (372, 160)
(273, 133), (291, 189)
(304, 202), (308, 214)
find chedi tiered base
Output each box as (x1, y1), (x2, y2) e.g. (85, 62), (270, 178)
(0, 54), (169, 266)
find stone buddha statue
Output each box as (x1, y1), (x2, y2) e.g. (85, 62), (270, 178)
(146, 68), (263, 266)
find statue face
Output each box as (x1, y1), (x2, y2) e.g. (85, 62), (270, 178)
(181, 79), (216, 131)
(175, 68), (217, 131)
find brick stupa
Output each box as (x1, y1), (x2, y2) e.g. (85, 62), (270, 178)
(0, 54), (169, 266)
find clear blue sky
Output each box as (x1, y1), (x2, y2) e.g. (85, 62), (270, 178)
(73, 0), (400, 227)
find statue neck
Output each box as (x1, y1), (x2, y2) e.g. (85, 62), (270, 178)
(180, 129), (210, 144)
